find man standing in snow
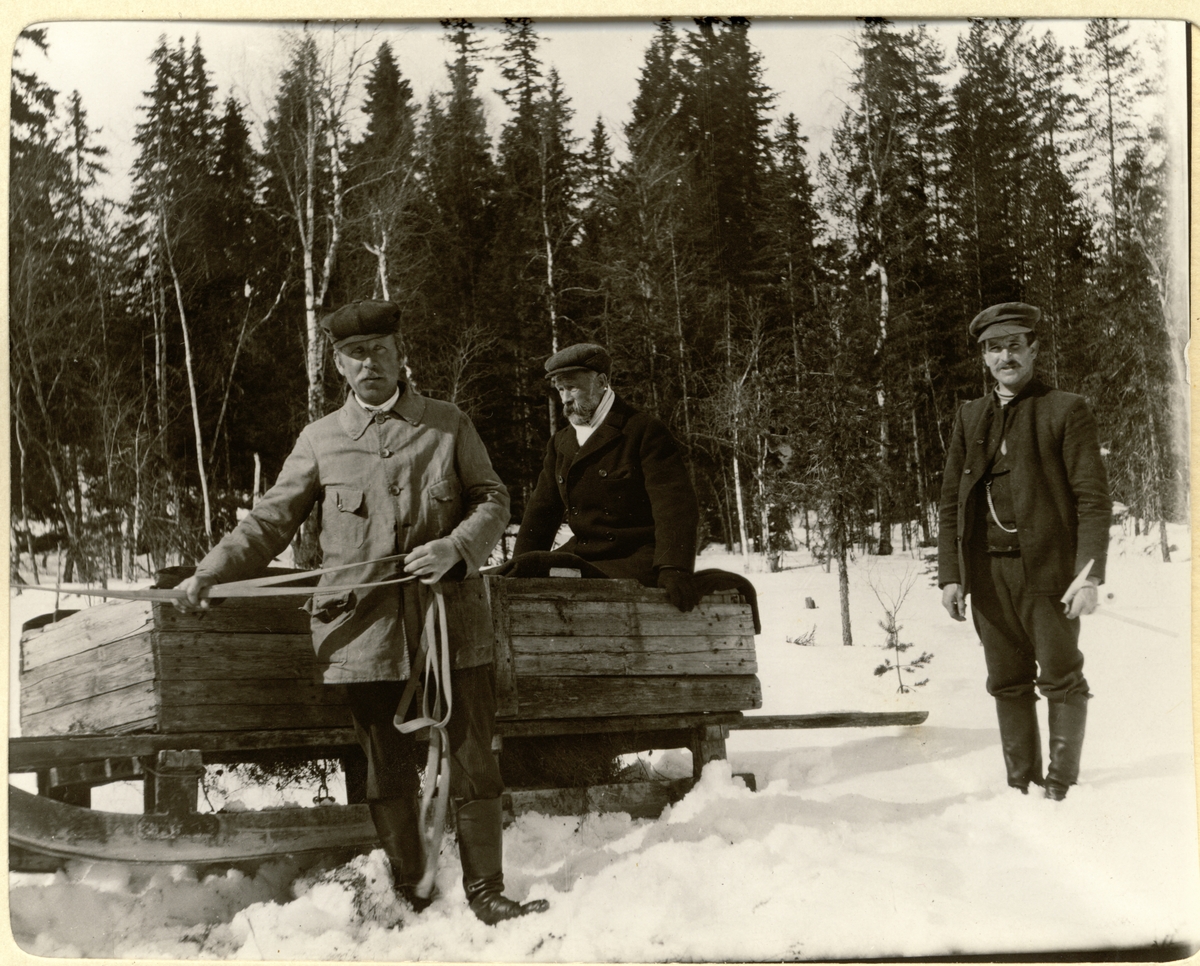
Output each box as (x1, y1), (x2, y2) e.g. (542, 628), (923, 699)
(503, 342), (702, 611)
(937, 302), (1110, 801)
(176, 300), (549, 923)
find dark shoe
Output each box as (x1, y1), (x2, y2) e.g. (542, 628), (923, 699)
(369, 798), (428, 906)
(394, 878), (435, 913)
(1045, 694), (1088, 798)
(456, 797), (550, 925)
(994, 694), (1044, 791)
(467, 874), (550, 925)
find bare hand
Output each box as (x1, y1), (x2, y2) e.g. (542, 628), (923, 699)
(941, 583), (967, 622)
(174, 573), (217, 613)
(404, 538), (463, 584)
(1064, 580), (1099, 619)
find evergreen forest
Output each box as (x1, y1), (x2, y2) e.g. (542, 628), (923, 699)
(9, 17), (1187, 602)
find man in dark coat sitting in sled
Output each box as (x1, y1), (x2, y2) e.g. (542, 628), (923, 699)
(500, 342), (703, 613)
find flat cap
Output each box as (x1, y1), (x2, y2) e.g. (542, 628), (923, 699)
(969, 302), (1041, 342)
(544, 342), (612, 380)
(321, 300), (400, 348)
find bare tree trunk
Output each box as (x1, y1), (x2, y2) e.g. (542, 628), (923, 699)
(732, 448), (750, 571)
(911, 406), (931, 546)
(837, 538), (852, 646)
(756, 435), (772, 567)
(12, 400), (38, 583)
(163, 240), (213, 545)
(669, 231), (691, 441)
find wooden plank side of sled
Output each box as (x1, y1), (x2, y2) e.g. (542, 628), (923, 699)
(503, 600), (754, 637)
(8, 787), (375, 867)
(510, 634), (756, 677)
(731, 711), (929, 730)
(10, 729), (361, 772)
(511, 674), (762, 720)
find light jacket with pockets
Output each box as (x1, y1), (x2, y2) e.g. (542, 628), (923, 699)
(195, 387), (510, 682)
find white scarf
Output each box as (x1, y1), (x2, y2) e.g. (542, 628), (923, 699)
(573, 388), (615, 445)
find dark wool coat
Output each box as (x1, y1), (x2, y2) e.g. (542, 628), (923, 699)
(937, 379), (1111, 597)
(513, 394), (699, 585)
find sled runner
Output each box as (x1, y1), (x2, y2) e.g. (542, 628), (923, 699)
(10, 573), (926, 872)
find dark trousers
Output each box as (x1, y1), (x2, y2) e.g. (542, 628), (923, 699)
(970, 551), (1089, 702)
(344, 665), (505, 806)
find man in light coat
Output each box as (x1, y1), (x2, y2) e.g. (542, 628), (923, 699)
(178, 300), (548, 923)
(938, 302), (1110, 801)
(509, 343), (701, 611)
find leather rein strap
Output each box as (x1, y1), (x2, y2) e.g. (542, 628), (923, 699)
(18, 555), (418, 601)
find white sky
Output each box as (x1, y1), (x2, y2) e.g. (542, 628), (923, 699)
(19, 18), (1185, 207)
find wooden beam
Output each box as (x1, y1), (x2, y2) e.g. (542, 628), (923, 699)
(9, 787), (375, 868)
(730, 711), (929, 730)
(514, 674), (761, 720)
(9, 728), (361, 771)
(494, 711), (743, 737)
(47, 757), (144, 790)
(511, 635), (756, 676)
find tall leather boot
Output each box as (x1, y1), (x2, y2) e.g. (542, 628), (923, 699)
(1044, 694), (1088, 801)
(456, 797), (550, 925)
(369, 797), (432, 911)
(994, 694), (1044, 793)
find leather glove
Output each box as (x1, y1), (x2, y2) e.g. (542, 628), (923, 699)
(657, 567), (700, 612)
(488, 556), (523, 578)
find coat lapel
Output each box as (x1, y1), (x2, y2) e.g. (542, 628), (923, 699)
(573, 422), (620, 466)
(568, 396), (632, 470)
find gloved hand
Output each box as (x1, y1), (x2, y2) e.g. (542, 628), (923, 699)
(490, 556), (520, 577)
(657, 567), (700, 612)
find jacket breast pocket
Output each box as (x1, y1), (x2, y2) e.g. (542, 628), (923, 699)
(426, 477), (462, 532)
(324, 486), (367, 549)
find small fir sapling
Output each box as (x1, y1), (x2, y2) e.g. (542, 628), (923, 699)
(868, 570), (933, 693)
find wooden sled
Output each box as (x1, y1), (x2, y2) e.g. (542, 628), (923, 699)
(10, 576), (926, 872)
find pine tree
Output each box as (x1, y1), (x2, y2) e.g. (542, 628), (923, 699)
(415, 19), (500, 417)
(129, 34), (221, 546)
(347, 41), (420, 305)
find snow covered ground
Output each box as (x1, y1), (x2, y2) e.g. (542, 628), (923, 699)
(6, 526), (1199, 961)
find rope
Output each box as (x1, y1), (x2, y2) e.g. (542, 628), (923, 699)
(392, 586), (453, 903)
(18, 560), (418, 602)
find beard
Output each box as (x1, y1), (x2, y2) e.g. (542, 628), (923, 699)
(564, 399), (598, 426)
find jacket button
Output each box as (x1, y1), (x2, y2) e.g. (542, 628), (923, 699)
(389, 484), (401, 495)
(964, 469), (971, 474)
(557, 475), (564, 483)
(976, 439), (984, 444)
(599, 469), (607, 477)
(381, 449), (392, 458)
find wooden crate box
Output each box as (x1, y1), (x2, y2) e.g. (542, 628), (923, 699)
(19, 597), (350, 737)
(19, 577), (760, 738)
(487, 577), (761, 723)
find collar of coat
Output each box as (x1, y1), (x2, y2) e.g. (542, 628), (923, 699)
(557, 392), (634, 464)
(987, 376), (1047, 410)
(338, 383), (426, 439)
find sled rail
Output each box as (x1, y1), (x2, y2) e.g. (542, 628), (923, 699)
(733, 711), (929, 730)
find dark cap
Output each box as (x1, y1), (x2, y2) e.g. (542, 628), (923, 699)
(321, 300), (400, 348)
(969, 302), (1041, 342)
(544, 342), (612, 380)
